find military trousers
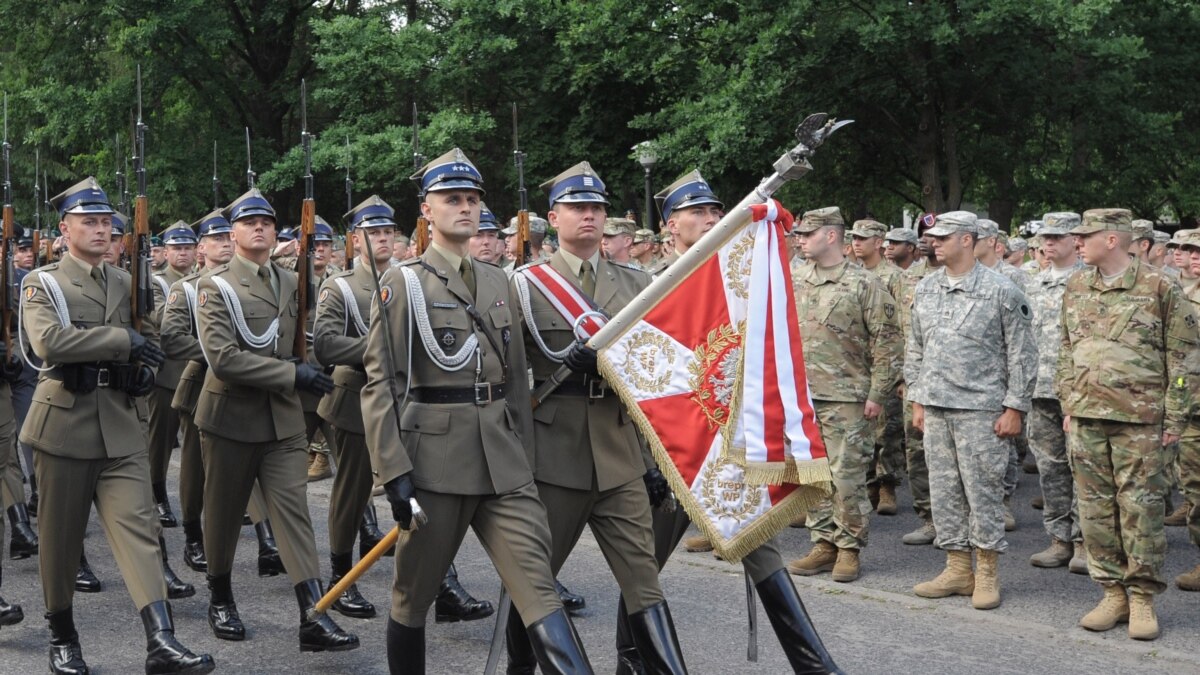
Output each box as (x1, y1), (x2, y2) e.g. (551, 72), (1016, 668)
(1068, 417), (1166, 594)
(535, 477), (662, 612)
(903, 399), (931, 521)
(1, 436), (22, 510)
(304, 409), (334, 457)
(11, 375), (34, 480)
(868, 389), (905, 487)
(389, 481), (561, 628)
(1028, 399), (1080, 543)
(1179, 417), (1200, 548)
(1003, 438), (1021, 498)
(180, 410), (272, 526)
(650, 500), (784, 583)
(147, 386), (180, 485)
(807, 400), (872, 550)
(200, 431), (320, 582)
(35, 446), (166, 612)
(328, 427), (374, 555)
(924, 407), (1009, 553)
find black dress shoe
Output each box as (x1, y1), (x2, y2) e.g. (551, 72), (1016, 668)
(47, 607), (89, 675)
(295, 579), (359, 652)
(75, 554), (101, 594)
(206, 574), (245, 641)
(0, 571), (23, 627)
(152, 482), (178, 528)
(435, 563), (494, 623)
(255, 521), (284, 577)
(555, 579), (586, 613)
(8, 504), (39, 559)
(182, 521), (208, 573)
(160, 535), (195, 599)
(141, 601), (215, 675)
(329, 552), (376, 619)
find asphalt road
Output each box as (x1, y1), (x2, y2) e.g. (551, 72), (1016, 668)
(1, 457), (1198, 674)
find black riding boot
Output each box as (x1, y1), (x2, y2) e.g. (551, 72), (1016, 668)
(755, 569), (843, 674)
(526, 608), (593, 674)
(329, 551), (376, 618)
(255, 520), (284, 577)
(8, 503), (39, 559)
(504, 601), (536, 675)
(206, 573), (244, 641)
(359, 503), (389, 558)
(626, 601), (688, 675)
(152, 481), (178, 528)
(140, 600), (215, 674)
(435, 563), (494, 622)
(47, 606), (88, 675)
(386, 618), (424, 675)
(182, 520), (207, 572)
(74, 552), (100, 593)
(614, 597), (646, 675)
(295, 578), (360, 652)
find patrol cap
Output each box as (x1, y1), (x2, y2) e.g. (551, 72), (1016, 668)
(1009, 236), (1028, 252)
(162, 221), (198, 246)
(1178, 230), (1200, 251)
(603, 217), (636, 237)
(1131, 219), (1154, 241)
(1070, 208), (1133, 235)
(1039, 212), (1079, 236)
(50, 177), (115, 217)
(194, 210), (233, 237)
(653, 169), (722, 222)
(976, 219), (1000, 239)
(1153, 230), (1171, 245)
(478, 203), (500, 233)
(541, 161), (608, 207)
(277, 227), (296, 242)
(506, 214), (548, 234)
(849, 219), (888, 239)
(883, 228), (919, 245)
(345, 195), (397, 231)
(843, 230), (854, 245)
(222, 188), (276, 223)
(633, 228), (656, 244)
(996, 231), (1010, 249)
(794, 207), (844, 234)
(313, 216), (334, 242)
(926, 211), (979, 237)
(111, 211), (129, 236)
(411, 148), (485, 195)
(1029, 234), (1043, 248)
(1169, 228), (1195, 249)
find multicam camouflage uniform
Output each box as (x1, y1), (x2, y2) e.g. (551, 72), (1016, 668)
(1058, 215), (1195, 595)
(898, 262), (935, 523)
(1179, 279), (1200, 552)
(906, 260), (1037, 553)
(794, 259), (901, 551)
(861, 255), (906, 490)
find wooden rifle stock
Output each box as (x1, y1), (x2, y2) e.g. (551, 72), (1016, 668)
(514, 209), (531, 266)
(414, 215), (430, 255)
(295, 198), (316, 359)
(0, 202), (13, 356)
(130, 193), (152, 331)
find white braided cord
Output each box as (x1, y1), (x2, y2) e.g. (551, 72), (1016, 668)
(210, 276), (280, 351)
(514, 271), (570, 362)
(334, 277), (369, 336)
(399, 265), (477, 371)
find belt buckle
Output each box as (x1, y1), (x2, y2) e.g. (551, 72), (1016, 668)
(97, 367), (111, 388)
(587, 377), (606, 399)
(474, 382), (493, 406)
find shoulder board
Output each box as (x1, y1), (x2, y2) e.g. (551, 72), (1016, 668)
(109, 264), (131, 280)
(331, 268), (356, 279)
(400, 258), (423, 267)
(514, 259), (549, 274)
(475, 258), (501, 269)
(210, 263), (232, 275)
(609, 260), (639, 271)
(180, 270), (204, 283)
(38, 261), (62, 272)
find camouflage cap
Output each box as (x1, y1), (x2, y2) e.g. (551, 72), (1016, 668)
(1153, 230), (1171, 245)
(1070, 208), (1133, 235)
(996, 231), (1010, 250)
(1040, 212), (1080, 236)
(507, 214), (548, 234)
(633, 228), (656, 244)
(1169, 228), (1195, 249)
(1131, 218), (1154, 241)
(1009, 236), (1028, 252)
(848, 219), (888, 239)
(795, 206), (843, 233)
(883, 228), (919, 245)
(976, 219), (1000, 239)
(602, 217), (636, 237)
(1028, 234), (1043, 249)
(926, 211), (978, 237)
(843, 230), (854, 245)
(1178, 230), (1200, 251)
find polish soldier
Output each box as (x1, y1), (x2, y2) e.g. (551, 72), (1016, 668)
(160, 210), (283, 575)
(194, 188), (358, 651)
(148, 221), (198, 527)
(504, 162), (687, 674)
(360, 149), (591, 673)
(22, 177), (213, 674)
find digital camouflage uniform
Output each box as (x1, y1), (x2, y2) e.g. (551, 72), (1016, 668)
(1058, 240), (1194, 595)
(907, 260), (1036, 553)
(794, 258), (901, 551)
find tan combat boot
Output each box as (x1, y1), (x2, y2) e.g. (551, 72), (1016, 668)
(1068, 542), (1089, 575)
(307, 452), (332, 482)
(683, 535), (713, 553)
(1164, 502), (1190, 527)
(913, 550), (974, 598)
(868, 484), (881, 511)
(1029, 539), (1073, 568)
(787, 541), (837, 577)
(902, 520), (937, 546)
(832, 548), (860, 582)
(1079, 585), (1128, 631)
(1128, 591), (1160, 640)
(1175, 564), (1200, 591)
(1002, 496), (1016, 532)
(973, 549), (1001, 610)
(876, 485), (898, 516)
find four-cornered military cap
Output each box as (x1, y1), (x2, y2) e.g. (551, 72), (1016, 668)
(926, 211), (979, 237)
(51, 177), (115, 217)
(477, 203), (500, 233)
(1131, 219), (1154, 241)
(16, 229), (32, 247)
(277, 227), (296, 242)
(976, 219), (1000, 239)
(542, 161), (608, 207)
(794, 206), (844, 234)
(345, 195), (397, 231)
(313, 216), (335, 242)
(1040, 212), (1080, 236)
(506, 214), (548, 235)
(412, 148), (485, 195)
(223, 188), (276, 223)
(162, 221), (198, 246)
(849, 219), (888, 239)
(633, 228), (656, 244)
(654, 169), (723, 222)
(1070, 208), (1133, 235)
(194, 210), (233, 237)
(1009, 236), (1028, 252)
(883, 228), (919, 245)
(111, 211), (129, 236)
(603, 218), (636, 237)
(1168, 228), (1195, 249)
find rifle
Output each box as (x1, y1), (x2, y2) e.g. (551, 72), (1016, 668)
(344, 136), (354, 270)
(1, 94), (17, 359)
(32, 148), (40, 266)
(511, 102), (531, 266)
(114, 133), (127, 214)
(244, 127), (256, 189)
(42, 170), (57, 263)
(294, 79), (316, 360)
(212, 140), (220, 209)
(411, 102), (429, 255)
(128, 65), (154, 331)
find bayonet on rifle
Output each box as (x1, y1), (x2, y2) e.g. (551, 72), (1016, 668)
(245, 127), (256, 189)
(512, 102), (531, 266)
(212, 140), (220, 210)
(344, 136), (354, 270)
(129, 65), (154, 330)
(412, 102), (429, 254)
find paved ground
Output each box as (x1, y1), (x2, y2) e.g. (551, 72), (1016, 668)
(2, 456), (1199, 674)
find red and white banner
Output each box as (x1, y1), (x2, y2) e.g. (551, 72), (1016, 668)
(597, 200), (831, 562)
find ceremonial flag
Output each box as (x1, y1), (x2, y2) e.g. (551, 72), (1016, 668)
(598, 200), (832, 562)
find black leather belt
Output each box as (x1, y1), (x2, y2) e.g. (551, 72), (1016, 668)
(535, 377), (612, 399)
(411, 382), (506, 405)
(45, 362), (136, 394)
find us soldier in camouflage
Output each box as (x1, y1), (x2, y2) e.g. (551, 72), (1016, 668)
(1167, 229), (1200, 530)
(1128, 219), (1155, 263)
(906, 211), (1036, 611)
(787, 207), (901, 583)
(1150, 230), (1172, 272)
(1025, 212), (1087, 574)
(1175, 231), (1200, 591)
(1058, 208), (1194, 641)
(883, 228), (919, 270)
(849, 219), (905, 516)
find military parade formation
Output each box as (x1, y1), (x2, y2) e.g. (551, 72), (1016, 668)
(0, 74), (1198, 675)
